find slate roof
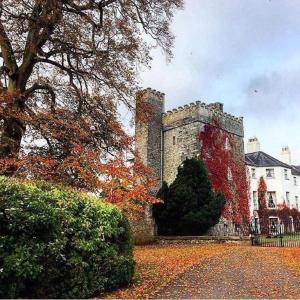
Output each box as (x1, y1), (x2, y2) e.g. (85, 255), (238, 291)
(245, 151), (291, 169)
(291, 165), (300, 176)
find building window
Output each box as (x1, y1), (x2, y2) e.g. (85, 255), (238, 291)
(266, 168), (275, 179)
(173, 136), (176, 145)
(286, 192), (290, 208)
(296, 196), (299, 210)
(267, 192), (276, 208)
(251, 168), (256, 179)
(284, 169), (289, 180)
(294, 176), (297, 186)
(253, 191), (258, 210)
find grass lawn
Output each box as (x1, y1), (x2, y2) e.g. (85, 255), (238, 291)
(258, 234), (300, 246)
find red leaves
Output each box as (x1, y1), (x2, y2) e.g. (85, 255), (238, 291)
(257, 176), (300, 222)
(258, 176), (267, 210)
(199, 119), (250, 227)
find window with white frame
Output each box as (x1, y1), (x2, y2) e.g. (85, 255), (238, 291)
(284, 169), (289, 180)
(286, 192), (290, 207)
(296, 196), (299, 210)
(294, 176), (297, 186)
(253, 191), (258, 210)
(267, 191), (276, 208)
(266, 168), (275, 179)
(251, 168), (256, 179)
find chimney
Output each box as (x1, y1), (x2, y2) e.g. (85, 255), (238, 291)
(246, 137), (260, 153)
(280, 146), (291, 165)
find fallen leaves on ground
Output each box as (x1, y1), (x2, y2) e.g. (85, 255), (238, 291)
(99, 243), (229, 299)
(99, 244), (300, 299)
(153, 246), (300, 299)
(281, 248), (300, 273)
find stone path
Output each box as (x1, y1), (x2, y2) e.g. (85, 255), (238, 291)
(153, 247), (300, 299)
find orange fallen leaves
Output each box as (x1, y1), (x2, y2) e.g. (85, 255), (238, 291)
(99, 244), (229, 299)
(281, 248), (300, 273)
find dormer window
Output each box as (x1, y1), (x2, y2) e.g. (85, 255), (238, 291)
(266, 168), (275, 179)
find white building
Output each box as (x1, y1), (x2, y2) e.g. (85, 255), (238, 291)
(246, 137), (300, 218)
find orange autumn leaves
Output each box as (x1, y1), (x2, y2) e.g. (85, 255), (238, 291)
(282, 248), (300, 273)
(0, 93), (158, 214)
(102, 244), (300, 299)
(102, 244), (229, 299)
(0, 1), (183, 214)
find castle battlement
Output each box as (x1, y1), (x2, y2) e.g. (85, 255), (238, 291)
(135, 88), (244, 186)
(142, 87), (165, 99)
(162, 100), (243, 125)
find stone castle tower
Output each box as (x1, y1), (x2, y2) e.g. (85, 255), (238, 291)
(134, 88), (245, 242)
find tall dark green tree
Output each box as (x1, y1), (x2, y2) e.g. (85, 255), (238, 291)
(153, 158), (225, 235)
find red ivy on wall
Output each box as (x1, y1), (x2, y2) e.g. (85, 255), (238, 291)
(257, 176), (300, 229)
(199, 119), (250, 226)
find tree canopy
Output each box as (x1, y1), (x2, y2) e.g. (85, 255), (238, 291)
(0, 0), (183, 210)
(153, 158), (226, 235)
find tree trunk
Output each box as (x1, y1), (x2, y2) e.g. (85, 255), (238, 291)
(0, 78), (26, 174)
(0, 115), (24, 159)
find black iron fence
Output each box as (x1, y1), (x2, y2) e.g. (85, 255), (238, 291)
(250, 219), (300, 247)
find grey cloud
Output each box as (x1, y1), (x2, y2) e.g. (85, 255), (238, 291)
(241, 70), (300, 121)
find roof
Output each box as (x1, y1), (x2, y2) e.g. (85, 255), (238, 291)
(245, 151), (291, 169)
(291, 165), (300, 176)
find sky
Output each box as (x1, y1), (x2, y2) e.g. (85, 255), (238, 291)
(139, 0), (300, 164)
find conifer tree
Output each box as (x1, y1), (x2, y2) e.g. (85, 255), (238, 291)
(153, 158), (225, 235)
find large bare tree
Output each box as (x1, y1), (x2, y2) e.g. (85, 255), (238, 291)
(0, 0), (182, 192)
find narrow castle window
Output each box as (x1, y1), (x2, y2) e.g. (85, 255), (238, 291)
(173, 136), (176, 145)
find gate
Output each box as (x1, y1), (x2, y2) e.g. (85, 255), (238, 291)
(250, 219), (300, 247)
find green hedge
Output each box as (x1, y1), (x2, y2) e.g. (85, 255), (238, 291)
(0, 177), (134, 298)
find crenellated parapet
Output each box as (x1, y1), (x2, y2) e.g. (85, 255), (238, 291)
(137, 87), (165, 104)
(162, 100), (243, 137)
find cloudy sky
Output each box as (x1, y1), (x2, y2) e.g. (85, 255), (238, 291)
(139, 0), (300, 164)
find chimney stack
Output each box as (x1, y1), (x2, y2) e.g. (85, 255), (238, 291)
(280, 146), (291, 165)
(246, 137), (260, 153)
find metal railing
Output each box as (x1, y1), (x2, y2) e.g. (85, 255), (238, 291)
(250, 219), (300, 247)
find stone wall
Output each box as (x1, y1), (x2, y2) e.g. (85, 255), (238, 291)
(130, 205), (157, 245)
(134, 88), (164, 244)
(163, 121), (202, 184)
(162, 100), (244, 184)
(134, 89), (246, 240)
(135, 88), (164, 181)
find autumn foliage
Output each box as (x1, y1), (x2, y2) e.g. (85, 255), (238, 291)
(257, 176), (300, 228)
(0, 1), (183, 212)
(199, 119), (250, 228)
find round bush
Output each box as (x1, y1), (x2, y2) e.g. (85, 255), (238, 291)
(0, 177), (134, 298)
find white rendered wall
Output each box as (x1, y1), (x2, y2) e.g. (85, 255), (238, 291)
(248, 165), (300, 217)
